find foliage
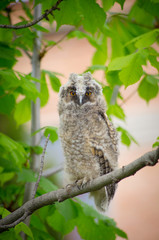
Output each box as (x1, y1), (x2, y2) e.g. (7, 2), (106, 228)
(0, 0), (159, 239)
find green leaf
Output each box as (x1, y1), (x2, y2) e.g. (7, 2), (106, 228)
(137, 0), (159, 16)
(0, 0), (12, 10)
(103, 86), (113, 104)
(116, 0), (125, 9)
(39, 177), (58, 193)
(31, 145), (43, 155)
(0, 69), (20, 89)
(77, 215), (116, 240)
(46, 72), (61, 92)
(76, 199), (111, 222)
(54, 0), (81, 31)
(102, 0), (115, 11)
(0, 15), (13, 43)
(31, 227), (55, 240)
(92, 35), (107, 65)
(0, 133), (26, 168)
(21, 1), (33, 20)
(0, 207), (10, 218)
(79, 0), (106, 34)
(117, 126), (138, 146)
(0, 157), (19, 173)
(0, 172), (15, 186)
(40, 71), (49, 107)
(129, 2), (154, 28)
(110, 30), (125, 59)
(119, 58), (143, 87)
(108, 52), (138, 71)
(107, 104), (126, 120)
(30, 214), (46, 232)
(106, 71), (122, 87)
(152, 137), (159, 148)
(148, 55), (159, 72)
(138, 75), (158, 103)
(152, 141), (159, 148)
(0, 42), (17, 68)
(44, 40), (56, 47)
(121, 131), (131, 146)
(47, 209), (76, 235)
(15, 222), (34, 239)
(34, 24), (49, 32)
(19, 75), (40, 101)
(113, 226), (128, 239)
(17, 168), (36, 183)
(68, 30), (99, 49)
(135, 29), (159, 49)
(85, 65), (107, 73)
(0, 229), (16, 239)
(55, 199), (78, 221)
(14, 98), (31, 126)
(49, 75), (61, 92)
(0, 93), (15, 115)
(44, 126), (58, 143)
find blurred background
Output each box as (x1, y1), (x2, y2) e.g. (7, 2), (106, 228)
(11, 0), (159, 239)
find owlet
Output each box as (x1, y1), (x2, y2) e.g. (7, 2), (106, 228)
(58, 72), (118, 212)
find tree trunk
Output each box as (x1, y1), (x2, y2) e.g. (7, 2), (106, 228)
(22, 3), (42, 237)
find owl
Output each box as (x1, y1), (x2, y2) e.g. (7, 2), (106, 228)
(58, 72), (118, 212)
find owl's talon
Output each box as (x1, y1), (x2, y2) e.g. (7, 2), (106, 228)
(66, 183), (75, 193)
(75, 177), (91, 189)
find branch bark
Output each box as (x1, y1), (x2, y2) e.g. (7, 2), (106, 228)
(0, 0), (63, 29)
(0, 147), (159, 232)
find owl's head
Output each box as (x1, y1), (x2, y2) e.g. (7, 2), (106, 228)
(59, 72), (102, 106)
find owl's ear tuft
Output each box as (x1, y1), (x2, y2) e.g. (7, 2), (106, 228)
(69, 73), (78, 81)
(59, 86), (66, 98)
(83, 72), (92, 81)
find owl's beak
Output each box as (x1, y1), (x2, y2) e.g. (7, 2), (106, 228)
(79, 95), (83, 105)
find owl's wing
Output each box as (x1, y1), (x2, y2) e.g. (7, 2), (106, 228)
(98, 111), (118, 153)
(91, 111), (118, 208)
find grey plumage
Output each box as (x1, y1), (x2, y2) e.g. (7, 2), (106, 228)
(58, 72), (118, 212)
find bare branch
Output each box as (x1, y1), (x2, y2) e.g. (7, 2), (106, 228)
(0, 0), (63, 30)
(110, 85), (120, 105)
(0, 147), (158, 232)
(39, 29), (74, 60)
(120, 88), (137, 107)
(32, 134), (50, 199)
(42, 163), (63, 177)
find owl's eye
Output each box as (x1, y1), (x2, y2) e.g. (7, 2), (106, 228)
(85, 91), (92, 96)
(70, 91), (76, 96)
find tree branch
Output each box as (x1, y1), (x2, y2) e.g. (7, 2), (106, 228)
(0, 147), (159, 232)
(32, 134), (50, 199)
(42, 163), (63, 177)
(0, 0), (63, 30)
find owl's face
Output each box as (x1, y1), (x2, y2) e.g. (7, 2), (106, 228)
(59, 72), (102, 106)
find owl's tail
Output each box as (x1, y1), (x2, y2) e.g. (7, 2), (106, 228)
(91, 183), (117, 212)
(91, 188), (108, 212)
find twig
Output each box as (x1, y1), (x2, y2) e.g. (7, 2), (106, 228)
(0, 147), (159, 232)
(120, 88), (137, 106)
(39, 29), (74, 60)
(0, 212), (28, 230)
(42, 163), (63, 177)
(23, 49), (32, 59)
(32, 134), (50, 199)
(110, 85), (120, 105)
(0, 0), (63, 29)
